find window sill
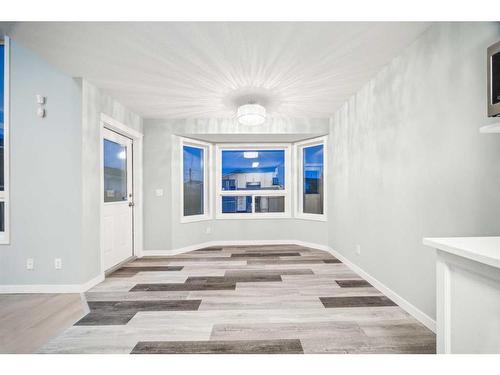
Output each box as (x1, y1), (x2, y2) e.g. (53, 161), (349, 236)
(216, 213), (292, 220)
(295, 214), (327, 222)
(181, 214), (211, 224)
(0, 233), (10, 245)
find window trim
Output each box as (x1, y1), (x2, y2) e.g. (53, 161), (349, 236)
(0, 36), (10, 244)
(215, 143), (292, 220)
(295, 136), (327, 222)
(180, 137), (212, 223)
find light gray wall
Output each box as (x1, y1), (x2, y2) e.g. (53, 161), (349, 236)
(0, 40), (83, 284)
(143, 118), (329, 250)
(80, 80), (143, 281)
(0, 41), (143, 285)
(329, 22), (500, 320)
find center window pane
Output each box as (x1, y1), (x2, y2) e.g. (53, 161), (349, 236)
(221, 150), (285, 191)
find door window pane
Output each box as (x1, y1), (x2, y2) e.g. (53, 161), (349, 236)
(104, 139), (127, 202)
(222, 196), (252, 213)
(183, 145), (204, 216)
(222, 150), (285, 191)
(255, 196), (285, 213)
(303, 144), (324, 214)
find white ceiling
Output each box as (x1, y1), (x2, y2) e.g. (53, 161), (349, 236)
(5, 22), (430, 120)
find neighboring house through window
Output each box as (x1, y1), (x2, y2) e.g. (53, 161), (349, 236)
(216, 145), (291, 218)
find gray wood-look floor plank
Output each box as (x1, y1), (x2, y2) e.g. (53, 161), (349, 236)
(131, 339), (304, 354)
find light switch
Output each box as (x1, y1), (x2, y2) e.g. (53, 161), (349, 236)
(36, 95), (46, 104)
(54, 258), (62, 270)
(155, 189), (164, 197)
(26, 258), (34, 270)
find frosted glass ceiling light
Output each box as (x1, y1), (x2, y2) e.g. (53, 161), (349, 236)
(237, 104), (266, 126)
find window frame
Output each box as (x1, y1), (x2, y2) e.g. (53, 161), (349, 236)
(215, 143), (292, 220)
(0, 36), (10, 244)
(180, 137), (212, 223)
(295, 136), (327, 222)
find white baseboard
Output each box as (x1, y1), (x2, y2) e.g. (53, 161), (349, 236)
(296, 241), (437, 333)
(0, 273), (105, 294)
(144, 239), (436, 333)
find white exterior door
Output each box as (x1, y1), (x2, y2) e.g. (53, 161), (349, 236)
(102, 128), (134, 271)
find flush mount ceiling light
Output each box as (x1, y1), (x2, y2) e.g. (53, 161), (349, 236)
(237, 103), (266, 126)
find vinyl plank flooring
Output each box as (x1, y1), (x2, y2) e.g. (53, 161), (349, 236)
(34, 244), (434, 354)
(131, 339), (304, 354)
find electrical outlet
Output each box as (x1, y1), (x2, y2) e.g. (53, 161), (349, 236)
(54, 258), (62, 270)
(205, 226), (212, 234)
(26, 258), (34, 270)
(356, 244), (361, 255)
(155, 189), (164, 197)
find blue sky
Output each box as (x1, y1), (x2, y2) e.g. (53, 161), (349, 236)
(304, 144), (324, 179)
(104, 140), (127, 170)
(183, 146), (203, 182)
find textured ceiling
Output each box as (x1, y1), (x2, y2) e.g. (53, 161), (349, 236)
(5, 22), (430, 119)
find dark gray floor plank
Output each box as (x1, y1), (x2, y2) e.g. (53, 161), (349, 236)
(186, 275), (283, 284)
(335, 279), (372, 288)
(130, 283), (236, 291)
(320, 296), (396, 308)
(87, 299), (201, 312)
(74, 312), (136, 326)
(131, 339), (304, 354)
(224, 269), (314, 277)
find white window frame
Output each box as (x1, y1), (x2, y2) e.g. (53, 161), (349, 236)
(180, 137), (212, 223)
(215, 143), (292, 220)
(295, 136), (327, 222)
(0, 37), (10, 244)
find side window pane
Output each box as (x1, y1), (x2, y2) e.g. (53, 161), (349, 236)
(222, 150), (285, 191)
(255, 196), (285, 213)
(103, 139), (127, 202)
(183, 145), (204, 216)
(303, 144), (324, 214)
(222, 196), (252, 213)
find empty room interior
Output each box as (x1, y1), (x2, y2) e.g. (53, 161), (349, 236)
(1, 20), (500, 356)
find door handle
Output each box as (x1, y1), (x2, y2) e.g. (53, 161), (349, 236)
(128, 202), (135, 207)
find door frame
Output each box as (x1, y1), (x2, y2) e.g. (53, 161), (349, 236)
(99, 113), (144, 273)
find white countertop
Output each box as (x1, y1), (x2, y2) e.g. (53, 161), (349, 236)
(423, 236), (500, 270)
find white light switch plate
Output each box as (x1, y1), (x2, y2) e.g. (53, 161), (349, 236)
(55, 258), (62, 270)
(155, 189), (164, 197)
(26, 258), (34, 270)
